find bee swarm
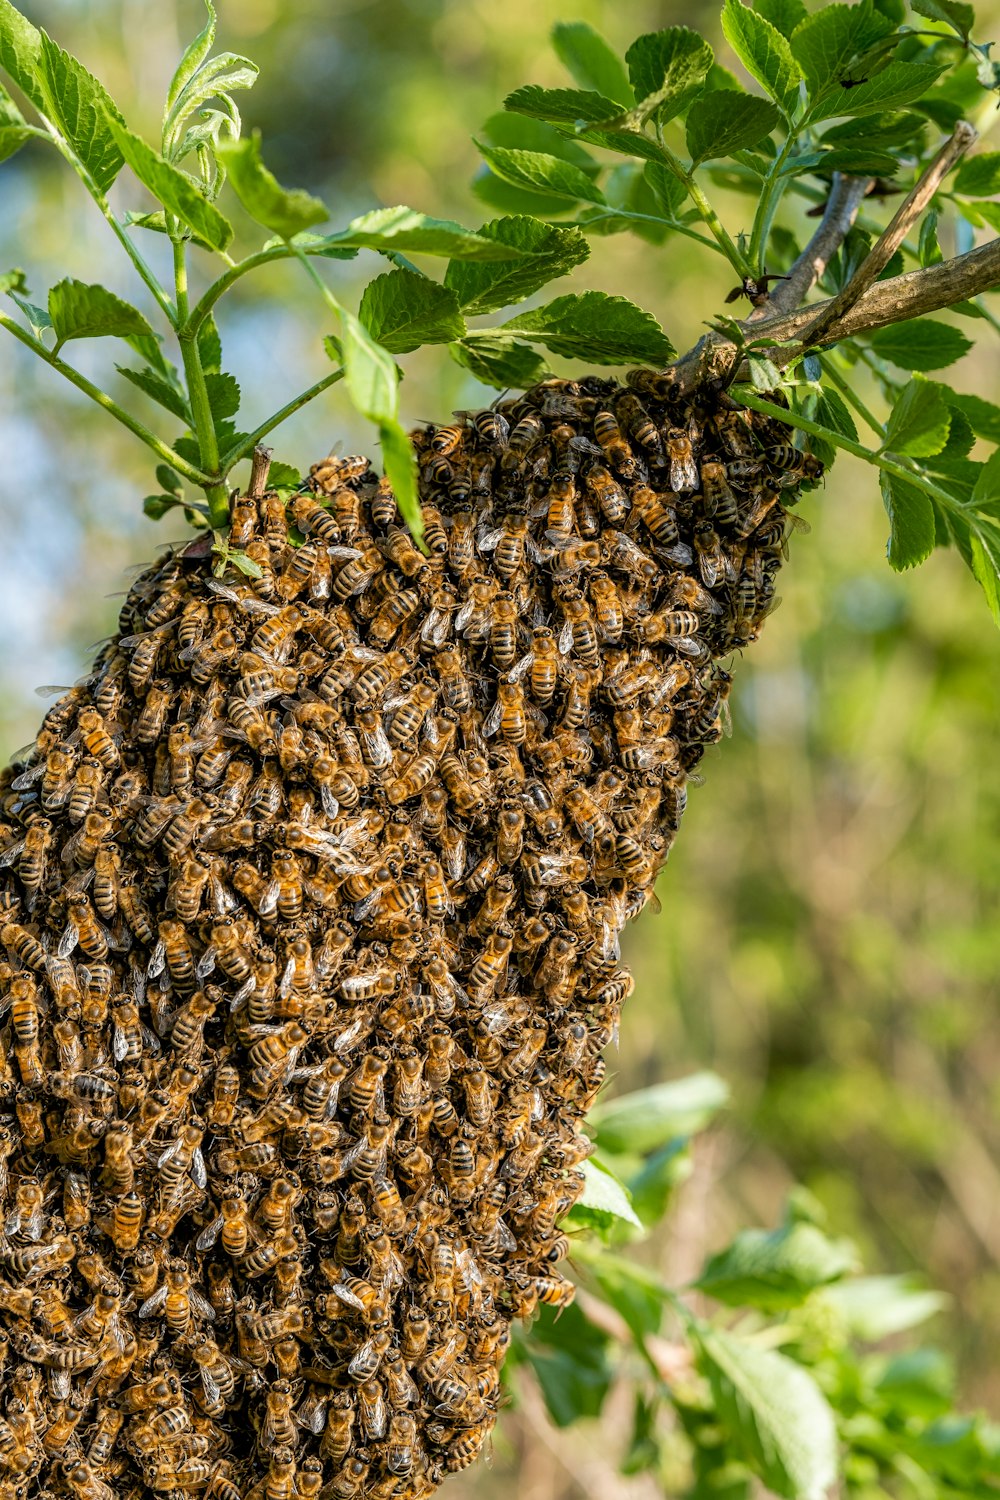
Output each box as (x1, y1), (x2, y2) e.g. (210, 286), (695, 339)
(0, 373), (816, 1500)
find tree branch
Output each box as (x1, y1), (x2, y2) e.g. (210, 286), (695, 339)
(748, 173), (873, 322)
(669, 236), (1000, 396)
(800, 121), (977, 347)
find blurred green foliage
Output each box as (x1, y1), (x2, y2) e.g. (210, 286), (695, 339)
(0, 0), (999, 1494)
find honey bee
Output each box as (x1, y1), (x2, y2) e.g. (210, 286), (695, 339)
(693, 519), (726, 588)
(666, 425), (699, 492)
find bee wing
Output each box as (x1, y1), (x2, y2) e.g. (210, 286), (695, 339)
(191, 1147), (208, 1189)
(558, 621), (573, 656)
(146, 940), (166, 979)
(57, 921), (79, 959)
(482, 699), (503, 739)
(196, 1214), (224, 1252)
(138, 1285), (169, 1318)
(196, 945), (218, 982)
(189, 1288), (217, 1322)
(259, 882), (280, 920)
(199, 1366), (223, 1405)
(10, 765), (44, 792)
(508, 652), (533, 683)
(453, 598), (478, 631)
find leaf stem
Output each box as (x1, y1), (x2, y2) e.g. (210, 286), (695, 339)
(39, 121), (177, 327)
(219, 368), (345, 471)
(651, 142), (755, 278)
(185, 239), (346, 339)
(747, 134), (796, 275)
(580, 207), (722, 253)
(818, 354), (885, 439)
(173, 237), (229, 526)
(736, 390), (967, 516)
(0, 312), (210, 485)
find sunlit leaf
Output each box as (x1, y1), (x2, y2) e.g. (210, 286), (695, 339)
(696, 1327), (838, 1500)
(870, 319), (972, 372)
(552, 21), (633, 106)
(697, 1221), (858, 1309)
(38, 31), (124, 193)
(880, 469), (936, 570)
(722, 0), (802, 111)
(116, 364), (193, 424)
(48, 278), (155, 351)
(504, 84), (621, 126)
(107, 117), (233, 250)
(358, 269), (464, 353)
(502, 290), (674, 365)
(624, 28), (714, 124)
(449, 333), (550, 389)
(473, 141), (605, 204)
(444, 216), (589, 315)
(590, 1072), (729, 1153)
(326, 204), (541, 261)
(217, 130), (327, 239)
(686, 91), (781, 164)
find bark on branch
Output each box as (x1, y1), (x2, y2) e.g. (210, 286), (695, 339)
(669, 120), (997, 398)
(670, 236), (1000, 396)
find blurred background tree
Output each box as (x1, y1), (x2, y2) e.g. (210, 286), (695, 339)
(1, 0), (999, 1493)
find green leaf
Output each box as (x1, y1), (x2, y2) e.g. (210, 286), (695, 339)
(790, 1), (896, 93)
(552, 21), (633, 106)
(590, 1072), (729, 1154)
(722, 0), (802, 111)
(870, 319), (972, 372)
(38, 31), (124, 194)
(164, 53), (258, 142)
(686, 91), (781, 165)
(358, 269), (464, 354)
(880, 469), (936, 570)
(0, 266), (26, 296)
(444, 216), (589, 316)
(808, 61), (946, 120)
(625, 1141), (692, 1227)
(947, 391), (1000, 443)
(0, 87), (30, 162)
(503, 84), (622, 126)
(969, 520), (1000, 626)
(10, 292), (50, 339)
(911, 0), (975, 41)
(473, 141), (605, 205)
(919, 208), (943, 267)
(644, 161), (687, 218)
(143, 492), (184, 521)
(972, 447), (1000, 507)
(0, 0), (43, 110)
(165, 0), (215, 120)
(106, 117), (233, 251)
(584, 1251), (665, 1341)
(521, 1303), (613, 1428)
(326, 204), (533, 261)
(216, 130), (328, 240)
(225, 549), (263, 579)
(820, 108), (926, 148)
(117, 364), (193, 424)
(339, 310), (398, 424)
(883, 377), (952, 457)
(822, 1275), (949, 1340)
(954, 151), (1000, 196)
(198, 315), (223, 375)
(754, 0), (808, 33)
(48, 279), (155, 351)
(624, 29), (715, 124)
(205, 371), (240, 429)
(696, 1328), (838, 1500)
(697, 1222), (857, 1310)
(577, 1157), (643, 1228)
(267, 462), (302, 490)
(378, 418), (421, 542)
(156, 463), (182, 495)
(502, 290), (674, 365)
(449, 334), (550, 389)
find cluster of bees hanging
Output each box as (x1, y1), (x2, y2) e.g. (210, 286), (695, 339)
(0, 370), (818, 1500)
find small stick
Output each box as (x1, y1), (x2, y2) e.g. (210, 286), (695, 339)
(799, 120), (977, 348)
(750, 173), (872, 323)
(248, 444), (274, 501)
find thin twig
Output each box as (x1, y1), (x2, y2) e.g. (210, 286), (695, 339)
(750, 174), (873, 322)
(669, 235), (1000, 396)
(800, 121), (977, 348)
(248, 446), (274, 500)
